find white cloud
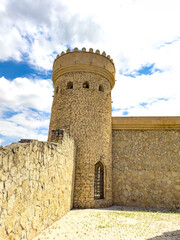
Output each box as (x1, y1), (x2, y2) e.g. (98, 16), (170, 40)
(9, 111), (49, 130)
(128, 98), (180, 116)
(0, 138), (4, 145)
(1, 0), (180, 74)
(0, 77), (53, 112)
(0, 0), (180, 145)
(112, 70), (180, 116)
(0, 77), (53, 145)
(0, 111), (49, 139)
(0, 0), (102, 69)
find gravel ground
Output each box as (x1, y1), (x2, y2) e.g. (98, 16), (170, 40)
(33, 206), (180, 240)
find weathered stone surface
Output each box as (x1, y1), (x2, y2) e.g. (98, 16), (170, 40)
(48, 71), (114, 208)
(48, 50), (115, 209)
(0, 181), (3, 191)
(0, 226), (6, 240)
(0, 135), (75, 240)
(1, 48), (180, 240)
(112, 129), (180, 209)
(4, 215), (16, 234)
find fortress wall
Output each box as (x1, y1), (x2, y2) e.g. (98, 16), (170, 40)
(49, 71), (113, 208)
(112, 129), (180, 209)
(0, 134), (76, 240)
(48, 49), (115, 208)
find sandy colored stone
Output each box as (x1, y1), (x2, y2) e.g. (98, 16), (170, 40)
(0, 49), (180, 240)
(0, 226), (6, 240)
(4, 215), (16, 234)
(48, 50), (115, 208)
(0, 181), (3, 191)
(112, 129), (180, 209)
(0, 137), (75, 239)
(10, 166), (17, 177)
(33, 206), (180, 240)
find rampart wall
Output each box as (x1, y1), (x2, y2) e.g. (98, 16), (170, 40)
(112, 117), (180, 209)
(0, 133), (76, 240)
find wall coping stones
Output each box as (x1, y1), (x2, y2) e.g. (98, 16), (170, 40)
(112, 117), (180, 130)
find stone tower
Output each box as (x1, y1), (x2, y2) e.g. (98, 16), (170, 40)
(48, 47), (115, 208)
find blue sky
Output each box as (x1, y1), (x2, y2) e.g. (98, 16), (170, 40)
(123, 63), (163, 78)
(0, 61), (52, 80)
(0, 0), (180, 146)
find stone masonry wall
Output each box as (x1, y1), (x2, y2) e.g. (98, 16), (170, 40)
(48, 72), (113, 208)
(112, 129), (180, 209)
(0, 133), (76, 239)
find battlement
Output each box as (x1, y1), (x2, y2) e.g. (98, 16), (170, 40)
(52, 47), (116, 89)
(55, 47), (114, 63)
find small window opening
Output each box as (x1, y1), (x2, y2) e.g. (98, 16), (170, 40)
(56, 87), (59, 94)
(94, 161), (104, 199)
(99, 85), (104, 92)
(83, 81), (89, 89)
(67, 81), (73, 89)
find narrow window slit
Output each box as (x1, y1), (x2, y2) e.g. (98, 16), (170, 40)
(99, 85), (104, 92)
(67, 81), (73, 89)
(56, 87), (59, 94)
(94, 161), (104, 199)
(83, 81), (89, 89)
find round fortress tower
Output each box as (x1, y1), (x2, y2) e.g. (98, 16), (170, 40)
(48, 47), (115, 208)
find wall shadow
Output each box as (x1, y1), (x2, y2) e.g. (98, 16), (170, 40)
(94, 205), (180, 214)
(146, 230), (180, 240)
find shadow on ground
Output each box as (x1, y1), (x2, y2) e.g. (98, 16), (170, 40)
(147, 230), (180, 240)
(91, 205), (180, 214)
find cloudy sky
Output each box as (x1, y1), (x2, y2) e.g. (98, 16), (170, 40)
(0, 0), (180, 146)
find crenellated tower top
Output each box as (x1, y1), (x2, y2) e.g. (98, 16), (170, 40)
(52, 47), (116, 89)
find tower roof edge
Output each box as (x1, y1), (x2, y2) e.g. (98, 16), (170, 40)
(53, 48), (116, 89)
(54, 48), (115, 66)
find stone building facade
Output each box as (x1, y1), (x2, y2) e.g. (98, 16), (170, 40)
(0, 48), (180, 239)
(48, 48), (180, 210)
(112, 117), (180, 209)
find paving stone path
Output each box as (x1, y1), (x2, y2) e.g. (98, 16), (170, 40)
(34, 206), (180, 240)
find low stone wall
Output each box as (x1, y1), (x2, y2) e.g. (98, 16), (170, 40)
(0, 133), (76, 239)
(112, 129), (180, 209)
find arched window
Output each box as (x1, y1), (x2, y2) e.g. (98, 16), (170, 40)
(94, 161), (104, 199)
(83, 81), (89, 89)
(67, 81), (73, 89)
(99, 85), (104, 92)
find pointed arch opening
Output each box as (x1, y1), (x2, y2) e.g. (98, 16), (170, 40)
(94, 161), (104, 199)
